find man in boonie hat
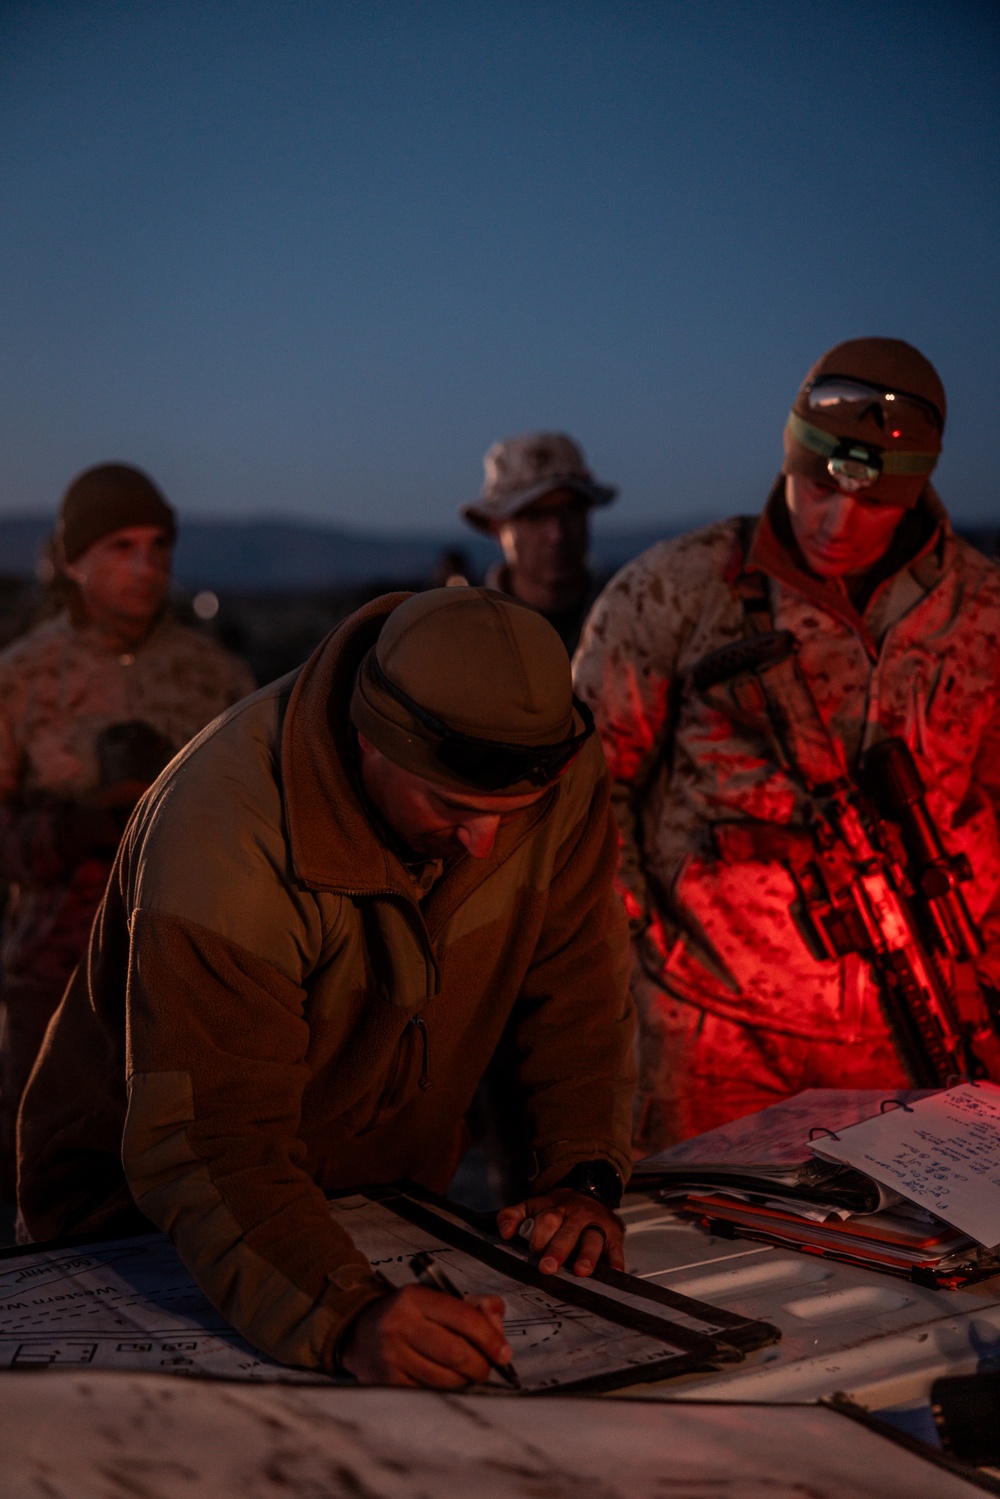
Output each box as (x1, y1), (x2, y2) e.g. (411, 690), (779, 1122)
(575, 336), (1000, 1153)
(19, 587), (636, 1388)
(0, 464), (253, 1196)
(462, 431), (617, 654)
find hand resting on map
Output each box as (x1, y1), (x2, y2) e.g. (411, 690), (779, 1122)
(497, 1188), (625, 1276)
(338, 1189), (623, 1386)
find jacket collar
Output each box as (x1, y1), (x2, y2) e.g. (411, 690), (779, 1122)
(281, 592), (418, 896)
(744, 479), (953, 657)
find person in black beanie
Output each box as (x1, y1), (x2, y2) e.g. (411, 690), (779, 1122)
(0, 463), (254, 1196)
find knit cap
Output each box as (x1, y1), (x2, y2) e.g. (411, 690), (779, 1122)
(783, 338), (945, 507)
(58, 463), (177, 562)
(350, 587), (583, 792)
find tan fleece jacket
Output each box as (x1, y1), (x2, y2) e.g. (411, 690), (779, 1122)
(18, 594), (635, 1373)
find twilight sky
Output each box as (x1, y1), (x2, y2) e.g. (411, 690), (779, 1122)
(1, 1), (997, 534)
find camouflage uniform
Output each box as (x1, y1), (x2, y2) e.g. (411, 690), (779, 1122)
(464, 433), (618, 659)
(574, 487), (1000, 1152)
(0, 609), (254, 1181)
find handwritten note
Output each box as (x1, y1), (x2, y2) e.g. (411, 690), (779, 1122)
(811, 1083), (1000, 1247)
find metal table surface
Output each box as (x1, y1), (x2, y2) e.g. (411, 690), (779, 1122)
(2, 1372), (994, 1498)
(619, 1191), (1000, 1445)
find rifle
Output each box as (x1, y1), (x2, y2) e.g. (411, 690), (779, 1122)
(692, 629), (1000, 1086)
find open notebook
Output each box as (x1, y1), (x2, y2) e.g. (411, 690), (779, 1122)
(631, 1087), (1000, 1287)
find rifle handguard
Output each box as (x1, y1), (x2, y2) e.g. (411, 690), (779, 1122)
(690, 630), (797, 692)
(861, 736), (925, 814)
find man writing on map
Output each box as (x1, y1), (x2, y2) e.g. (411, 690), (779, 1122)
(18, 587), (635, 1386)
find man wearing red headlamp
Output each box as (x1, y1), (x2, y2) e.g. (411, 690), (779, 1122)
(574, 337), (1000, 1154)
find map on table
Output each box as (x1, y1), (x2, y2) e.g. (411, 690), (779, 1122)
(0, 1187), (775, 1392)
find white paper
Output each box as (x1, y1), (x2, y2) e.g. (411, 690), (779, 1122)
(0, 1234), (318, 1382)
(0, 1194), (705, 1390)
(811, 1082), (1000, 1247)
(0, 1372), (985, 1499)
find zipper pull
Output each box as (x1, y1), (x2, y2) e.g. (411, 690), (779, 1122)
(411, 1015), (431, 1091)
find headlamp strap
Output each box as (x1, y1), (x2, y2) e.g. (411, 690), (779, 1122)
(786, 411), (937, 477)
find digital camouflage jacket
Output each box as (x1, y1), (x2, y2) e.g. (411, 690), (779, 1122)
(573, 487), (1000, 1043)
(0, 610), (255, 1000)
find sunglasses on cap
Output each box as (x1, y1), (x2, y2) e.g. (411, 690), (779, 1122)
(805, 377), (943, 445)
(371, 655), (594, 791)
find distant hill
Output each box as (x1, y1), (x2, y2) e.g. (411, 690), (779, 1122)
(3, 513), (994, 590)
(0, 515), (675, 590)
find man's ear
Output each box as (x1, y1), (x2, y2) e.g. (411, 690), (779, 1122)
(497, 521), (517, 563)
(355, 731), (378, 794)
(356, 732), (386, 783)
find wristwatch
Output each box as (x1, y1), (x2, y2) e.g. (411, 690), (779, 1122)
(556, 1159), (624, 1210)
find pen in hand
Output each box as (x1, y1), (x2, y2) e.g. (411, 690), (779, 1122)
(409, 1251), (521, 1389)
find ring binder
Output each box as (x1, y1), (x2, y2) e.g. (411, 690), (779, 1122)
(630, 1087), (1000, 1288)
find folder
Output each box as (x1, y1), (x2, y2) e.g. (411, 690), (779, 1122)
(631, 1088), (1000, 1287)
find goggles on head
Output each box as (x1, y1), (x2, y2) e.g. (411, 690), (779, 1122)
(805, 376), (943, 445)
(370, 655), (594, 791)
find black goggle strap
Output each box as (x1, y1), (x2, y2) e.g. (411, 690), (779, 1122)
(786, 412), (938, 477)
(369, 653), (593, 783)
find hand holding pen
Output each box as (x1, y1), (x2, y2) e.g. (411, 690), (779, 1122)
(336, 1253), (518, 1388)
(409, 1252), (521, 1388)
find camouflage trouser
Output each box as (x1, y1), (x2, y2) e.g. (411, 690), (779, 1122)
(630, 963), (910, 1159)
